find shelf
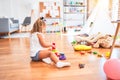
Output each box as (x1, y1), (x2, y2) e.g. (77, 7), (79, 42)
(64, 19), (84, 21)
(45, 18), (61, 19)
(64, 5), (86, 7)
(64, 12), (85, 14)
(63, 0), (87, 28)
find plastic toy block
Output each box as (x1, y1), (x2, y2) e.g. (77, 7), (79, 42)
(79, 63), (85, 68)
(59, 53), (66, 60)
(93, 51), (97, 54)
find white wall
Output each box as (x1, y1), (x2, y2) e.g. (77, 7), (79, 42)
(0, 0), (33, 23)
(11, 0), (33, 23)
(0, 0), (11, 17)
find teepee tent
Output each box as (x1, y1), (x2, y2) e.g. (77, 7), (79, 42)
(80, 0), (116, 35)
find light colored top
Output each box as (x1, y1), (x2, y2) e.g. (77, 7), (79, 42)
(30, 32), (44, 57)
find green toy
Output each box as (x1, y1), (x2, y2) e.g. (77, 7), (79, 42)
(71, 40), (77, 45)
(93, 51), (97, 54)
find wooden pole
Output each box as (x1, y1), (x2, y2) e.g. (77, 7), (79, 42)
(109, 21), (120, 59)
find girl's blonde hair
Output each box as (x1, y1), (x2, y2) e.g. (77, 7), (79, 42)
(31, 18), (46, 33)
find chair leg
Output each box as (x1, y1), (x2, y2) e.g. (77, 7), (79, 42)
(25, 26), (27, 32)
(25, 26), (29, 32)
(21, 25), (29, 32)
(21, 26), (25, 33)
(8, 32), (10, 38)
(21, 26), (23, 32)
(18, 29), (21, 33)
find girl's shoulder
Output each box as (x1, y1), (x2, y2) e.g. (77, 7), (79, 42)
(31, 32), (44, 37)
(31, 32), (42, 35)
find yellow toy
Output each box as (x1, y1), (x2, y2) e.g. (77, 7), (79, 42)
(73, 44), (92, 51)
(105, 52), (110, 57)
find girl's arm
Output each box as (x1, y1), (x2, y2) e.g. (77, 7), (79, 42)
(37, 33), (52, 48)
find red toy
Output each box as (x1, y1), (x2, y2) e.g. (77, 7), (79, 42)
(52, 42), (56, 50)
(52, 43), (60, 57)
(79, 51), (85, 55)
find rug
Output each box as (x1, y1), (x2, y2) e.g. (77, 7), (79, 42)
(0, 32), (30, 38)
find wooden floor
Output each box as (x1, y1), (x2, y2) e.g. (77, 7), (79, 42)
(0, 33), (120, 80)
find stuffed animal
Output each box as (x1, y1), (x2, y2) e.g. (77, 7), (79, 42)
(93, 35), (113, 48)
(74, 33), (104, 46)
(74, 33), (113, 48)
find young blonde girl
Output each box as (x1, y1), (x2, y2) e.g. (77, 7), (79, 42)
(30, 17), (71, 68)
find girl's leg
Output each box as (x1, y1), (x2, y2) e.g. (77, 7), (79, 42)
(38, 50), (59, 63)
(38, 49), (71, 68)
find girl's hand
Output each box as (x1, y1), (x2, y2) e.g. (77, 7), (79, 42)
(48, 47), (52, 51)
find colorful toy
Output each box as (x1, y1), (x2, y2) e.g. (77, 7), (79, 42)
(93, 51), (97, 55)
(71, 40), (77, 45)
(55, 52), (60, 57)
(52, 43), (56, 49)
(73, 44), (92, 51)
(52, 43), (66, 60)
(103, 58), (120, 80)
(105, 52), (110, 58)
(79, 63), (85, 68)
(52, 43), (60, 57)
(59, 52), (66, 60)
(86, 50), (92, 54)
(97, 54), (103, 57)
(79, 51), (85, 55)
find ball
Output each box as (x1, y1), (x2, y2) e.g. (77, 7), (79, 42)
(103, 58), (120, 79)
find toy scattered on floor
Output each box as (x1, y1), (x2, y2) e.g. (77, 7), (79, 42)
(79, 51), (86, 55)
(97, 53), (103, 57)
(74, 33), (113, 48)
(79, 63), (85, 68)
(73, 44), (92, 51)
(93, 51), (97, 55)
(92, 51), (103, 57)
(71, 40), (92, 46)
(71, 40), (77, 45)
(105, 52), (110, 58)
(59, 52), (66, 60)
(93, 34), (113, 48)
(103, 58), (120, 80)
(86, 50), (92, 54)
